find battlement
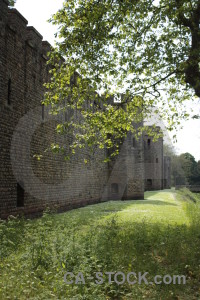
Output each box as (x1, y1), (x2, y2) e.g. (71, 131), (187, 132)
(26, 26), (43, 49)
(0, 0), (50, 55)
(0, 0), (53, 109)
(8, 8), (28, 26)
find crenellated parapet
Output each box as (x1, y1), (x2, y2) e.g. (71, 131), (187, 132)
(0, 0), (53, 114)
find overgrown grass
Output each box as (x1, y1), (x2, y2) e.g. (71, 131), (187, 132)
(0, 189), (200, 299)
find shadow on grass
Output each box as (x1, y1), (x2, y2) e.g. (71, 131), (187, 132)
(3, 190), (177, 245)
(101, 200), (177, 213)
(94, 199), (177, 213)
(134, 199), (178, 206)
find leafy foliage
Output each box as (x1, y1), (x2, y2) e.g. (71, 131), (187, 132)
(179, 152), (200, 184)
(44, 0), (200, 156)
(8, 0), (16, 6)
(164, 145), (200, 185)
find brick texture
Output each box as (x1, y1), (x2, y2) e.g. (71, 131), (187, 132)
(0, 1), (170, 219)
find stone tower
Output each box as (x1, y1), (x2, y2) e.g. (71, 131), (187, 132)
(144, 127), (164, 191)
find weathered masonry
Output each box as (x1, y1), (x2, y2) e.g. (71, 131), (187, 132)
(143, 128), (171, 192)
(0, 0), (171, 218)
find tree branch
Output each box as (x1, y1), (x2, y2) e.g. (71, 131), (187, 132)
(175, 0), (193, 29)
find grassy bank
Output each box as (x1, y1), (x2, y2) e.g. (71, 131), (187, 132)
(0, 189), (200, 299)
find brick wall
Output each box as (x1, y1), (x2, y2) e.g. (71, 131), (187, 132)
(0, 0), (171, 218)
(163, 156), (171, 189)
(0, 0), (147, 218)
(144, 127), (164, 191)
(0, 1), (111, 218)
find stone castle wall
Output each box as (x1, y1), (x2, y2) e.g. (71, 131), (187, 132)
(144, 128), (164, 191)
(0, 0), (170, 218)
(163, 156), (171, 189)
(0, 0), (110, 218)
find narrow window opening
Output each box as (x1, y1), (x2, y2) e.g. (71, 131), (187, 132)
(147, 139), (151, 148)
(111, 183), (119, 194)
(156, 158), (158, 163)
(7, 78), (11, 105)
(17, 183), (24, 207)
(42, 104), (44, 121)
(147, 179), (152, 187)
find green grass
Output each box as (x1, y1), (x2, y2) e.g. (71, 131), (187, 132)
(110, 189), (189, 225)
(1, 189), (200, 299)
